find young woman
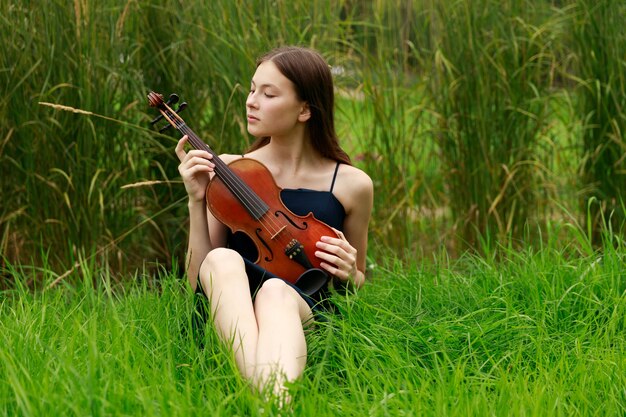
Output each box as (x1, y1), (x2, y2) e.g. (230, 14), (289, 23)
(176, 46), (373, 397)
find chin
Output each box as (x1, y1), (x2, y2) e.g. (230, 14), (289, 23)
(247, 126), (266, 137)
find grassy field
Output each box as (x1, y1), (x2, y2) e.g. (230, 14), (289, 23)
(2, 233), (624, 416)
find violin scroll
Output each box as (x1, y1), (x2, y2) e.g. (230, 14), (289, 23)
(147, 91), (164, 107)
(147, 91), (187, 133)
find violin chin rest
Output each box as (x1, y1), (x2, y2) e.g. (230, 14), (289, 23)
(294, 268), (329, 296)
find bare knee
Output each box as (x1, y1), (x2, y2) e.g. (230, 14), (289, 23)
(202, 247), (244, 271)
(199, 247), (245, 290)
(254, 279), (301, 315)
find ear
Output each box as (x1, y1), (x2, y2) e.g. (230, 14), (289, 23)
(298, 102), (311, 122)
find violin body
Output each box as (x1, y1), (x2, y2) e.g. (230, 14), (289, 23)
(208, 158), (337, 283)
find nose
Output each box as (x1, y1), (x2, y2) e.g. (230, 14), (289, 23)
(246, 91), (258, 109)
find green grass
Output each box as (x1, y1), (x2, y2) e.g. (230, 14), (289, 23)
(2, 240), (624, 416)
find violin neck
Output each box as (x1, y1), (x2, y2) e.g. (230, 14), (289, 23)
(159, 102), (229, 177)
(176, 123), (230, 174)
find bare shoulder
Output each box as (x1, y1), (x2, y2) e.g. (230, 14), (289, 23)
(340, 164), (373, 194)
(334, 164), (374, 214)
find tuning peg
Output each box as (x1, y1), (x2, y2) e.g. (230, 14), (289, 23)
(166, 94), (179, 105)
(150, 113), (164, 126)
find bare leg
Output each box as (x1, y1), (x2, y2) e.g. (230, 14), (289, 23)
(199, 248), (258, 379)
(199, 250), (313, 398)
(253, 278), (313, 397)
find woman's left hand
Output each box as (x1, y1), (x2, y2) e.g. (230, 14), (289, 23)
(315, 228), (358, 282)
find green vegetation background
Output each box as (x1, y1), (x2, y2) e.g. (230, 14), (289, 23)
(1, 0), (624, 275)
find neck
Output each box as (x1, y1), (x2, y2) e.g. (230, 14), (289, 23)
(262, 132), (322, 173)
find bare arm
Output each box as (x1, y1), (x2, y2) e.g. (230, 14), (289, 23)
(315, 166), (374, 289)
(176, 136), (231, 290)
(184, 200), (211, 290)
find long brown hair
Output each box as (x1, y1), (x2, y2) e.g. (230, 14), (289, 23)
(246, 46), (352, 165)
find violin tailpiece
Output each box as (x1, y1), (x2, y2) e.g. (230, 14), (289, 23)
(285, 239), (314, 270)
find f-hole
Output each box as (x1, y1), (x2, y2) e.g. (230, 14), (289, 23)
(255, 228), (274, 262)
(274, 210), (308, 231)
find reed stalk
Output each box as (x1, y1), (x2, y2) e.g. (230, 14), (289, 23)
(571, 0), (626, 244)
(429, 0), (556, 250)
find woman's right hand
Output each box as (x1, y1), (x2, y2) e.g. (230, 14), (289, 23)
(176, 135), (215, 203)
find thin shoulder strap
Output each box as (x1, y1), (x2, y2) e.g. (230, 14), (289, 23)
(329, 162), (341, 192)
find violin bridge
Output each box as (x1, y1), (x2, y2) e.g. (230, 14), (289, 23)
(285, 239), (314, 270)
(271, 226), (287, 240)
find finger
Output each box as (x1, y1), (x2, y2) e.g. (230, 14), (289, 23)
(315, 249), (343, 266)
(178, 155), (215, 177)
(316, 241), (356, 270)
(183, 150), (214, 164)
(185, 155), (215, 168)
(318, 236), (353, 253)
(331, 227), (346, 240)
(319, 261), (343, 278)
(181, 164), (213, 178)
(315, 253), (344, 277)
(316, 240), (346, 256)
(175, 135), (189, 161)
(319, 258), (352, 280)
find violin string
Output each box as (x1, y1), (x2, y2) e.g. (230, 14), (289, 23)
(170, 112), (292, 244)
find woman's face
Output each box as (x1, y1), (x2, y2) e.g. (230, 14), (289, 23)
(246, 60), (309, 138)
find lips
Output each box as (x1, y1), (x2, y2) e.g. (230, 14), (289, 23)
(247, 114), (259, 122)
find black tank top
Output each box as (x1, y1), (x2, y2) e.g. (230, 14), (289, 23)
(227, 162), (345, 263)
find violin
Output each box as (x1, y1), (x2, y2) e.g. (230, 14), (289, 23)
(148, 91), (337, 294)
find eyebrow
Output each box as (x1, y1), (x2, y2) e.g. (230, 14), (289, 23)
(250, 80), (278, 89)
